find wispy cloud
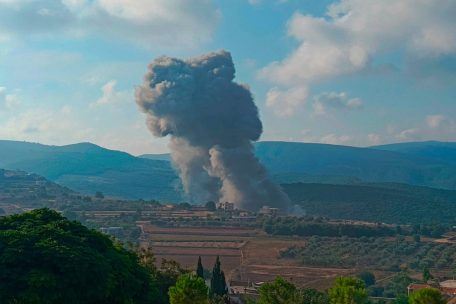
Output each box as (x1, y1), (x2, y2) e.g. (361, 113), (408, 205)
(312, 91), (363, 116)
(0, 0), (219, 48)
(91, 80), (132, 107)
(0, 86), (21, 110)
(265, 86), (308, 117)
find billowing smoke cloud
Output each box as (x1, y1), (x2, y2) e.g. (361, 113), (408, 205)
(136, 50), (289, 210)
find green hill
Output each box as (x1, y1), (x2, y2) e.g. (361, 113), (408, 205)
(3, 140), (456, 203)
(0, 140), (181, 201)
(373, 141), (456, 165)
(255, 141), (456, 190)
(138, 141), (456, 190)
(283, 182), (456, 224)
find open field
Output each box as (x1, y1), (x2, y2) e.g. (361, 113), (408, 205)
(140, 223), (358, 289)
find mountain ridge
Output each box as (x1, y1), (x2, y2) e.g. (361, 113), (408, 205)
(2, 139), (456, 201)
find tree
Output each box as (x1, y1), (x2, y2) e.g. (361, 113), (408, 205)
(422, 267), (433, 282)
(357, 271), (376, 287)
(257, 276), (302, 304)
(328, 277), (369, 304)
(210, 256), (227, 297)
(301, 288), (329, 304)
(393, 295), (409, 304)
(210, 295), (231, 304)
(178, 202), (192, 210)
(0, 209), (158, 304)
(197, 256), (205, 279)
(168, 274), (208, 304)
(386, 271), (413, 297)
(409, 288), (446, 304)
(156, 259), (188, 304)
(205, 201), (217, 211)
(95, 191), (104, 199)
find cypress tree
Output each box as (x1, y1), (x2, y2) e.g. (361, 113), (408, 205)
(220, 270), (227, 295)
(197, 256), (204, 279)
(210, 256), (227, 296)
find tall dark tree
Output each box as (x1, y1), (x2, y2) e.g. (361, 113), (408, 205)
(197, 256), (204, 279)
(210, 256), (227, 297)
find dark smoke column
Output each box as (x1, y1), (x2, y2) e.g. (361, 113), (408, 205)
(136, 50), (289, 211)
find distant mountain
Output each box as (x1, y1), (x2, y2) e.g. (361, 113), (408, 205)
(283, 182), (456, 224)
(138, 141), (456, 189)
(139, 153), (172, 161)
(255, 141), (456, 190)
(0, 140), (181, 202)
(3, 139), (456, 202)
(373, 141), (456, 165)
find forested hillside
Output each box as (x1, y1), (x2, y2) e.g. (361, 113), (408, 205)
(283, 182), (456, 224)
(0, 140), (181, 201)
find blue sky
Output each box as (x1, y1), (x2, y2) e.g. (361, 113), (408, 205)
(0, 0), (455, 155)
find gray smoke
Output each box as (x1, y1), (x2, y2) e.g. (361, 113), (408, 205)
(135, 50), (289, 210)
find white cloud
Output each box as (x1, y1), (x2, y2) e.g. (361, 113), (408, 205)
(265, 86), (308, 117)
(0, 107), (78, 142)
(426, 114), (447, 129)
(396, 128), (419, 141)
(4, 94), (21, 109)
(0, 0), (219, 48)
(92, 80), (132, 107)
(300, 129), (352, 145)
(312, 91), (362, 115)
(0, 86), (21, 110)
(259, 0), (456, 115)
(320, 133), (351, 145)
(367, 133), (382, 145)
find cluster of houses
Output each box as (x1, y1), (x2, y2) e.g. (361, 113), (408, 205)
(94, 202), (280, 224)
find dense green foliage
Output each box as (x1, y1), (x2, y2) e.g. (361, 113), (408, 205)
(408, 288), (446, 304)
(210, 256), (227, 297)
(155, 259), (189, 304)
(281, 236), (456, 271)
(251, 277), (329, 304)
(356, 271), (376, 287)
(283, 182), (456, 224)
(168, 274), (208, 304)
(0, 209), (158, 304)
(301, 288), (330, 304)
(382, 271), (414, 298)
(134, 246), (188, 304)
(264, 217), (397, 237)
(256, 277), (302, 304)
(328, 277), (369, 304)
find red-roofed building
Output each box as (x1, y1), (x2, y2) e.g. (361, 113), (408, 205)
(440, 280), (456, 297)
(407, 283), (432, 295)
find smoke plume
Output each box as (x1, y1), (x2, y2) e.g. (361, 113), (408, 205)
(136, 50), (289, 210)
